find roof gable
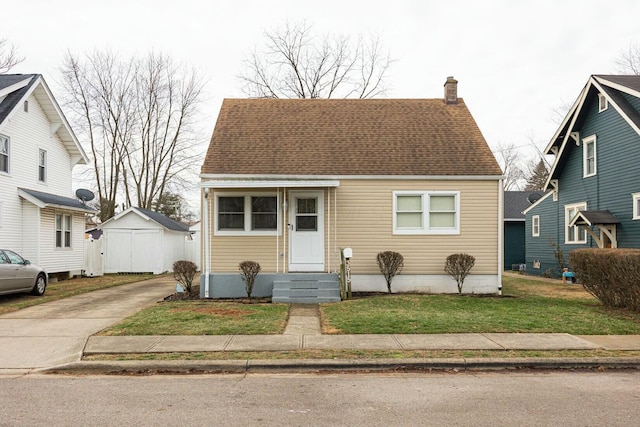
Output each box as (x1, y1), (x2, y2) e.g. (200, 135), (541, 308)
(100, 207), (189, 232)
(544, 75), (640, 190)
(202, 98), (502, 177)
(0, 74), (89, 166)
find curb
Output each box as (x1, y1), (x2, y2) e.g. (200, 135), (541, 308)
(41, 357), (640, 375)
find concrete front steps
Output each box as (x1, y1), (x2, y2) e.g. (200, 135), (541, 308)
(272, 273), (341, 303)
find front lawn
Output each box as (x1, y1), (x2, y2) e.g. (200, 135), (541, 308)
(320, 275), (640, 335)
(97, 274), (640, 336)
(100, 301), (289, 335)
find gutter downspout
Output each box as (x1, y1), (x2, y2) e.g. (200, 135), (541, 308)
(203, 187), (210, 298)
(498, 178), (504, 295)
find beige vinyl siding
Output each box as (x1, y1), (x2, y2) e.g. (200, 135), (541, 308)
(205, 180), (500, 275)
(334, 179), (499, 275)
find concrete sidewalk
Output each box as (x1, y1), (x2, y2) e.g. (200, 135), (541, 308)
(83, 332), (640, 354)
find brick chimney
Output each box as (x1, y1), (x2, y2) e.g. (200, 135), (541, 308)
(444, 76), (458, 104)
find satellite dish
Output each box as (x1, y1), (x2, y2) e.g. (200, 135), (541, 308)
(76, 188), (95, 203)
(527, 192), (543, 204)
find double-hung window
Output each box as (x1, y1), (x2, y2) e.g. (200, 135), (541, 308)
(532, 215), (540, 237)
(394, 191), (460, 234)
(55, 213), (72, 248)
(583, 135), (596, 177)
(0, 134), (9, 173)
(38, 149), (47, 182)
(565, 202), (586, 244)
(216, 193), (278, 235)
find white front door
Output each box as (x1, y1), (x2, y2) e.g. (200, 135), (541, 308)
(289, 191), (324, 272)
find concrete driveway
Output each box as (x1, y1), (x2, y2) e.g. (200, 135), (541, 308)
(0, 276), (174, 373)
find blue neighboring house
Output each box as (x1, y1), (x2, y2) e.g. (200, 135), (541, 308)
(523, 75), (640, 277)
(504, 191), (544, 270)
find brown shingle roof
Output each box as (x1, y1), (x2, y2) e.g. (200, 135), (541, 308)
(202, 98), (502, 177)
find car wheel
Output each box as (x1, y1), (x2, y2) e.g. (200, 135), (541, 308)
(31, 274), (47, 296)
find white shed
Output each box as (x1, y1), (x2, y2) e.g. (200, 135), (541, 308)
(99, 207), (191, 274)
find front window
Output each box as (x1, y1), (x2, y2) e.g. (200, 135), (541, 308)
(55, 213), (72, 248)
(252, 196), (277, 230)
(394, 191), (460, 235)
(216, 193), (278, 235)
(565, 203), (587, 244)
(0, 134), (8, 173)
(532, 215), (540, 237)
(38, 149), (47, 182)
(583, 135), (596, 177)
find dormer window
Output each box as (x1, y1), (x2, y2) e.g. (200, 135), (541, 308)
(598, 93), (608, 112)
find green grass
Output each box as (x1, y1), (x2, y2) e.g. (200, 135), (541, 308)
(0, 273), (155, 315)
(97, 273), (640, 337)
(100, 301), (289, 335)
(320, 274), (640, 335)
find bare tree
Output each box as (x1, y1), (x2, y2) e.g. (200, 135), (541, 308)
(0, 38), (24, 73)
(615, 43), (640, 75)
(60, 50), (205, 221)
(493, 142), (525, 190)
(239, 21), (392, 99)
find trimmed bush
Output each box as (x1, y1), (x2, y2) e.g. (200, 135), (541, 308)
(239, 261), (261, 303)
(376, 251), (404, 294)
(173, 260), (199, 295)
(570, 248), (640, 312)
(444, 253), (475, 295)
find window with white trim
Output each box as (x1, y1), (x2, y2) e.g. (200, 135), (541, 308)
(55, 213), (72, 248)
(215, 193), (278, 235)
(38, 149), (47, 182)
(598, 93), (608, 112)
(532, 215), (540, 237)
(565, 202), (587, 244)
(393, 191), (460, 235)
(583, 135), (596, 177)
(0, 134), (8, 173)
(632, 193), (640, 220)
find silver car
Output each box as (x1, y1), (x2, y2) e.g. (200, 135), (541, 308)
(0, 249), (47, 296)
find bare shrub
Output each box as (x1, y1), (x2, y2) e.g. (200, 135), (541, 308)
(239, 261), (261, 303)
(376, 251), (404, 294)
(173, 260), (198, 295)
(444, 253), (476, 295)
(570, 248), (640, 312)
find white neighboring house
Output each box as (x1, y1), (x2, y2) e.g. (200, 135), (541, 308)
(99, 207), (191, 274)
(0, 74), (95, 279)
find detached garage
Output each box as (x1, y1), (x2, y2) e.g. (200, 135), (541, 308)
(99, 207), (191, 274)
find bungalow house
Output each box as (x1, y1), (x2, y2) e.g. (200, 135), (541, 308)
(0, 74), (95, 279)
(523, 75), (640, 276)
(199, 77), (504, 301)
(504, 191), (544, 270)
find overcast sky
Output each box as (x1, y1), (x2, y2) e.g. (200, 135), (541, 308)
(5, 0), (640, 190)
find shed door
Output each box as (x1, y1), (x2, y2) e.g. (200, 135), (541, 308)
(289, 191), (324, 272)
(104, 229), (162, 273)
